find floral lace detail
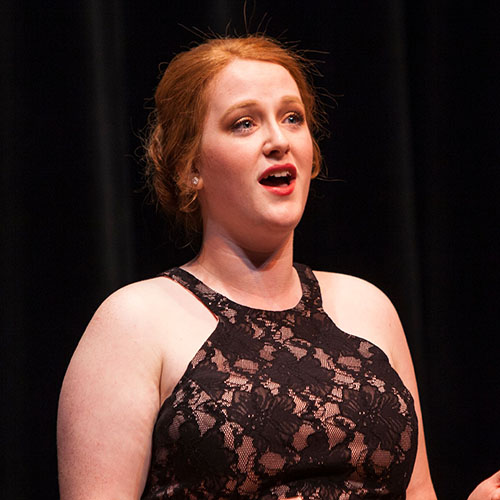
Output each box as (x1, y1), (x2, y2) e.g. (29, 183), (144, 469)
(141, 264), (417, 499)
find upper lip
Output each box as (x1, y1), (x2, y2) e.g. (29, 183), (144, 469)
(258, 164), (297, 183)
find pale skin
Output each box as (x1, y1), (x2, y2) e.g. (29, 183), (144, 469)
(58, 58), (496, 499)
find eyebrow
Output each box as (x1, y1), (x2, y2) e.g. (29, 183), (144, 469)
(221, 95), (305, 120)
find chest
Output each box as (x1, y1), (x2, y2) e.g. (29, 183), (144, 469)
(154, 313), (417, 490)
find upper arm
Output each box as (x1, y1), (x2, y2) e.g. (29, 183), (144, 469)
(377, 296), (436, 499)
(314, 271), (437, 499)
(57, 285), (164, 499)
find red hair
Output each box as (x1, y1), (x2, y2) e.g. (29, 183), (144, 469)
(145, 35), (324, 234)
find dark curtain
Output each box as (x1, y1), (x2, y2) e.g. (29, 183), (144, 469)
(1, 1), (499, 498)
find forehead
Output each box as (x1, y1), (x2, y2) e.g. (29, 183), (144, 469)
(206, 59), (302, 110)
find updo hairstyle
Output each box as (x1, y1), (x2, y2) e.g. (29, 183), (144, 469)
(144, 35), (324, 234)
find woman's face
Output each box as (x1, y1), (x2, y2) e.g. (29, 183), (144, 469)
(196, 58), (314, 248)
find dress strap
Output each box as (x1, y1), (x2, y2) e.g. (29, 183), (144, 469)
(161, 267), (228, 313)
(292, 263), (324, 313)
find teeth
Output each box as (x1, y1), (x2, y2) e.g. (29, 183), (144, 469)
(266, 171), (291, 179)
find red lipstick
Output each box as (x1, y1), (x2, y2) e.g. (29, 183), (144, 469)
(258, 164), (297, 196)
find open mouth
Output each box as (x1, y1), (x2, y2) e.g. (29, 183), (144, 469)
(258, 165), (297, 188)
(259, 171), (294, 187)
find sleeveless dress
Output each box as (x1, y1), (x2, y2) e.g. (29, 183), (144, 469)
(141, 264), (418, 499)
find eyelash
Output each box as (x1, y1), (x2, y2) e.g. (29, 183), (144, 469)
(231, 111), (305, 133)
(232, 118), (255, 132)
(284, 111), (305, 125)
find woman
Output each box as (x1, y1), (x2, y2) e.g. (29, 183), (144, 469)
(57, 35), (494, 499)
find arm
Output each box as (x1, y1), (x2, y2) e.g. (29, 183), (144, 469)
(387, 300), (436, 499)
(57, 284), (163, 499)
(315, 271), (437, 499)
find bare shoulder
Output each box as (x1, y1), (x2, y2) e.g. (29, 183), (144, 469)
(81, 273), (214, 347)
(88, 275), (193, 333)
(58, 274), (216, 498)
(313, 270), (403, 365)
(66, 277), (176, 378)
(76, 274), (217, 395)
(60, 275), (188, 420)
(313, 270), (395, 313)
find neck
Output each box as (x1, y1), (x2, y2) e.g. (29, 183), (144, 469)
(183, 230), (301, 310)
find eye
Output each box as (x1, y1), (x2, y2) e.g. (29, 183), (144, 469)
(231, 117), (255, 133)
(284, 111), (305, 126)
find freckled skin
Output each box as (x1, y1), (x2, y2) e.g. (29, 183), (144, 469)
(196, 59), (314, 249)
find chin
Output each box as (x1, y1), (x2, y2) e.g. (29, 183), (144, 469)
(270, 206), (305, 228)
(259, 213), (303, 235)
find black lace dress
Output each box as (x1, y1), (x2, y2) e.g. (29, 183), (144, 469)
(141, 264), (418, 499)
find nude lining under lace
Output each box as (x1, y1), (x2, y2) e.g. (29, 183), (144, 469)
(141, 264), (418, 499)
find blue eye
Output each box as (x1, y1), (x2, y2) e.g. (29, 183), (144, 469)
(232, 118), (254, 132)
(285, 112), (305, 125)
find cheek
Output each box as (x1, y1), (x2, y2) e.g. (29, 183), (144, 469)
(198, 141), (226, 179)
(198, 149), (243, 196)
(300, 133), (314, 169)
(201, 153), (233, 182)
(199, 138), (254, 184)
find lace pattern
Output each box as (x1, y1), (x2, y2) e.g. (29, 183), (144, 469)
(141, 264), (418, 499)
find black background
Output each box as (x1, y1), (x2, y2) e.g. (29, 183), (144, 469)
(2, 1), (499, 498)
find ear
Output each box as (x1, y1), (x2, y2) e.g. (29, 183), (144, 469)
(183, 155), (203, 191)
(191, 175), (204, 190)
(190, 158), (204, 190)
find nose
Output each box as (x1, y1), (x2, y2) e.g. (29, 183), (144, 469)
(262, 121), (290, 158)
